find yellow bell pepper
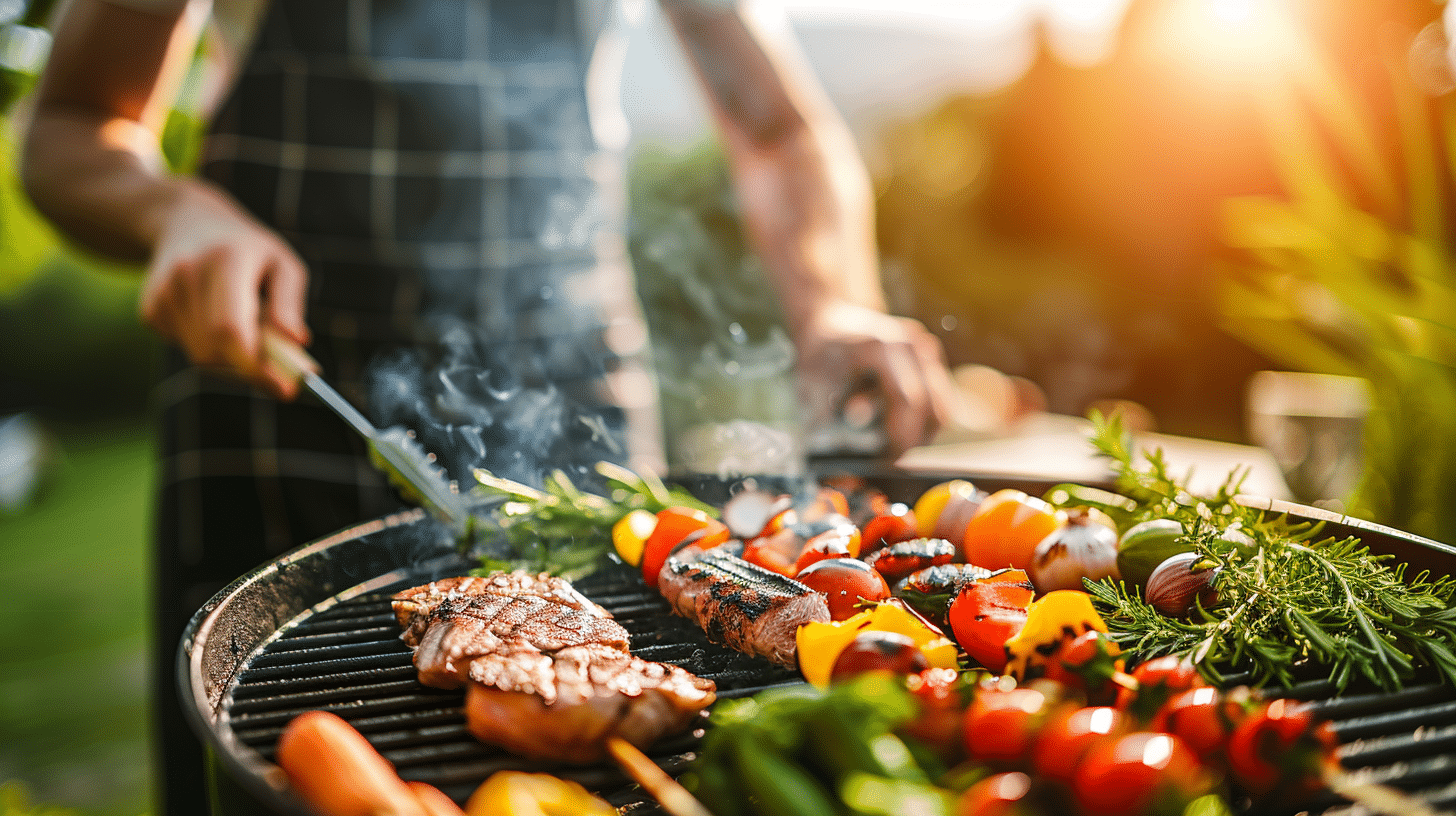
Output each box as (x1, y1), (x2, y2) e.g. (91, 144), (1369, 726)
(1003, 590), (1114, 680)
(796, 601), (960, 688)
(465, 771), (615, 816)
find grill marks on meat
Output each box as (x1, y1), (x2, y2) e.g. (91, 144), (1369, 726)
(389, 571), (715, 762)
(393, 574), (608, 646)
(409, 594), (630, 688)
(465, 643), (715, 762)
(659, 547), (830, 667)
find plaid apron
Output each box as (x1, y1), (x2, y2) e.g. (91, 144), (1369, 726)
(150, 1), (654, 811)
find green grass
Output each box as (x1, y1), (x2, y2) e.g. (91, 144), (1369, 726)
(0, 419), (153, 816)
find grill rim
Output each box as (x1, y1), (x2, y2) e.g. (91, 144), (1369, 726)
(179, 472), (1456, 815)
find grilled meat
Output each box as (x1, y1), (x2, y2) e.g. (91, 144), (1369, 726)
(658, 547), (830, 667)
(465, 642), (716, 762)
(389, 571), (716, 762)
(392, 573), (608, 645)
(408, 593), (630, 688)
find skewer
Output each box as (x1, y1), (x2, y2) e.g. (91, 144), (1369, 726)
(606, 737), (715, 816)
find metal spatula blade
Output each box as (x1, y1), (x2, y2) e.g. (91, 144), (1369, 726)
(263, 329), (471, 534)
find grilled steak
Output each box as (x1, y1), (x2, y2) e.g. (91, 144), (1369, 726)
(408, 593), (630, 688)
(392, 573), (609, 646)
(390, 571), (716, 761)
(658, 546), (830, 667)
(465, 642), (716, 762)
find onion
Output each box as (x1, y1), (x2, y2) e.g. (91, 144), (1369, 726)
(1144, 552), (1221, 617)
(1028, 507), (1120, 593)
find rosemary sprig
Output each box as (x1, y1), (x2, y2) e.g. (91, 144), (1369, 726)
(1084, 410), (1456, 692)
(465, 461), (717, 579)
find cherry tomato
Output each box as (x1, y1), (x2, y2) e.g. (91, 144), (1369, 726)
(640, 507), (728, 588)
(912, 480), (984, 545)
(860, 502), (918, 556)
(1030, 705), (1129, 785)
(1116, 654), (1209, 721)
(799, 486), (851, 521)
(1226, 698), (1337, 801)
(904, 668), (968, 760)
(796, 558), (891, 620)
(869, 537), (957, 582)
(1072, 732), (1209, 816)
(963, 687), (1051, 768)
(961, 490), (1066, 571)
(1152, 686), (1251, 765)
(828, 630), (929, 682)
(955, 772), (1037, 816)
(1038, 630), (1126, 706)
(792, 527), (857, 574)
(947, 573), (1034, 674)
(741, 530), (800, 577)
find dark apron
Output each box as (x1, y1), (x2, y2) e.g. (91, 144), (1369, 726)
(149, 1), (651, 811)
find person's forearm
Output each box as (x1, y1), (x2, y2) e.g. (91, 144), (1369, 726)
(22, 107), (183, 262)
(721, 116), (888, 338)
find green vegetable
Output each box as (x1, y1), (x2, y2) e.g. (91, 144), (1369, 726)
(466, 461), (717, 579)
(732, 740), (839, 816)
(1083, 410), (1456, 691)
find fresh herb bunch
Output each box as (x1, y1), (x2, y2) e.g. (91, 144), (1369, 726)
(1083, 411), (1456, 692)
(466, 461), (717, 579)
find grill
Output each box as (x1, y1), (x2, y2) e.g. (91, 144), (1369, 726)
(180, 472), (1456, 815)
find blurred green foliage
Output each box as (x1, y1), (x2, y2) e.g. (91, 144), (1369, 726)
(1215, 5), (1456, 542)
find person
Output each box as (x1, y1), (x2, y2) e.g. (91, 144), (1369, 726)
(21, 0), (967, 812)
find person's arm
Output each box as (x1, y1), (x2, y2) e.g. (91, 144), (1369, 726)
(21, 0), (308, 398)
(658, 0), (958, 455)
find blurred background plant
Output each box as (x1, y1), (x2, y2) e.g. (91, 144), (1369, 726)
(1214, 0), (1456, 543)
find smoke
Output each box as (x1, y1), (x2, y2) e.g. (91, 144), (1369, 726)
(366, 315), (629, 493)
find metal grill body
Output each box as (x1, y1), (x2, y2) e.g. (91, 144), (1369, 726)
(181, 478), (1456, 815)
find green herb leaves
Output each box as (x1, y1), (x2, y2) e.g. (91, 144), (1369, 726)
(1084, 410), (1456, 692)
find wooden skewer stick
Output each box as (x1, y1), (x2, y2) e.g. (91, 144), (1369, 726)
(605, 737), (715, 816)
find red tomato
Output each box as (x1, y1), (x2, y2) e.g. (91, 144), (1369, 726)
(829, 631), (930, 682)
(955, 772), (1036, 816)
(860, 503), (919, 556)
(640, 507), (728, 588)
(796, 558), (891, 620)
(960, 489), (1065, 571)
(869, 537), (957, 582)
(1226, 698), (1337, 800)
(1116, 654), (1209, 721)
(741, 527), (801, 577)
(904, 668), (968, 760)
(1038, 630), (1125, 705)
(963, 687), (1051, 768)
(1152, 686), (1251, 765)
(1072, 732), (1209, 816)
(1030, 705), (1128, 785)
(792, 528), (856, 574)
(947, 574), (1034, 674)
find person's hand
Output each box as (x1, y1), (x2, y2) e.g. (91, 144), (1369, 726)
(139, 178), (311, 399)
(793, 300), (959, 456)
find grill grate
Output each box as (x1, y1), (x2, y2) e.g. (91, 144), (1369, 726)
(216, 562), (1456, 813)
(221, 564), (800, 806)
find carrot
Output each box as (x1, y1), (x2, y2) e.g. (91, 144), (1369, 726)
(405, 781), (466, 816)
(275, 710), (427, 816)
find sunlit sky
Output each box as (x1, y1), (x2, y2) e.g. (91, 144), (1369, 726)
(624, 0), (1314, 143)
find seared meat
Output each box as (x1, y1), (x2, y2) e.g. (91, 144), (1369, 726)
(465, 642), (716, 762)
(658, 547), (830, 667)
(405, 593), (629, 688)
(392, 573), (608, 646)
(390, 571), (716, 762)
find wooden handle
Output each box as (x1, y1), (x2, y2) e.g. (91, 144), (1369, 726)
(262, 326), (321, 383)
